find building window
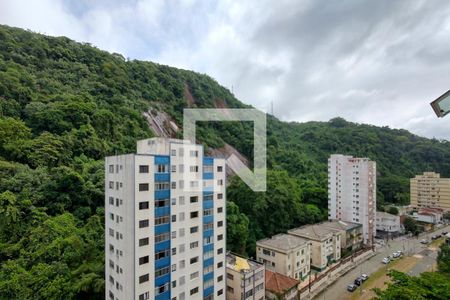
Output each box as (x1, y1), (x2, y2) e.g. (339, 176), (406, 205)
(171, 165), (176, 172)
(204, 265), (213, 274)
(190, 287), (199, 295)
(190, 256), (199, 264)
(155, 216), (170, 225)
(227, 286), (234, 293)
(217, 193), (223, 199)
(179, 196), (185, 205)
(190, 196), (198, 203)
(203, 165), (213, 173)
(171, 215), (176, 222)
(155, 282), (169, 295)
(217, 289), (223, 296)
(190, 272), (199, 280)
(170, 149), (176, 156)
(155, 198), (169, 207)
(139, 219), (149, 228)
(190, 165), (199, 172)
(217, 166), (223, 172)
(218, 221), (223, 227)
(109, 197), (114, 205)
(139, 202), (149, 210)
(155, 249), (170, 260)
(139, 292), (150, 300)
(179, 164), (184, 173)
(190, 241), (199, 249)
(218, 234), (223, 241)
(139, 256), (149, 265)
(204, 223), (213, 231)
(204, 208), (213, 216)
(109, 181), (114, 189)
(155, 266), (170, 278)
(139, 274), (149, 283)
(139, 165), (149, 173)
(139, 237), (149, 246)
(217, 261), (223, 268)
(218, 207), (223, 213)
(109, 228), (114, 237)
(171, 182), (176, 189)
(155, 232), (170, 243)
(217, 248), (223, 254)
(190, 226), (199, 233)
(139, 183), (149, 191)
(190, 150), (198, 157)
(204, 236), (214, 245)
(109, 165), (114, 173)
(217, 179), (223, 186)
(190, 211), (199, 219)
(155, 182), (170, 190)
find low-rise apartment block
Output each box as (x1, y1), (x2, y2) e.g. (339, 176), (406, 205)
(265, 270), (300, 300)
(376, 211), (401, 232)
(320, 220), (363, 253)
(412, 207), (444, 224)
(226, 253), (265, 300)
(256, 234), (311, 280)
(410, 172), (450, 212)
(288, 224), (342, 271)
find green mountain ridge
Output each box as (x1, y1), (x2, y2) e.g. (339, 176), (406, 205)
(1, 24), (450, 298)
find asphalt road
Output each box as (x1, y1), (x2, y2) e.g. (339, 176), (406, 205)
(314, 224), (450, 300)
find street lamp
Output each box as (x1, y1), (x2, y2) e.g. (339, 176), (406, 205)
(431, 90), (450, 118)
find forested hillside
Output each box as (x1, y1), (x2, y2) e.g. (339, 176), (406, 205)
(1, 25), (450, 298)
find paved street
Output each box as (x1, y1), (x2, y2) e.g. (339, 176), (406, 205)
(314, 225), (450, 300)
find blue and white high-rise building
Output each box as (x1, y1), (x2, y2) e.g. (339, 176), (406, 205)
(105, 138), (226, 300)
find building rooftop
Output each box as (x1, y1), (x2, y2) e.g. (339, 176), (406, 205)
(265, 270), (299, 295)
(226, 253), (263, 274)
(257, 234), (309, 252)
(376, 211), (398, 219)
(320, 220), (362, 231)
(288, 224), (341, 241)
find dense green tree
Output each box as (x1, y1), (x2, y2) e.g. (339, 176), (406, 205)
(403, 216), (420, 236)
(437, 244), (450, 275)
(226, 201), (250, 255)
(387, 206), (399, 215)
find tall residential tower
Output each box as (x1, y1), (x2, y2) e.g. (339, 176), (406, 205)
(328, 154), (376, 245)
(105, 138), (226, 300)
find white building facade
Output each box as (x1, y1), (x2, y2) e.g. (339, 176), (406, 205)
(105, 138), (226, 300)
(328, 154), (376, 245)
(375, 211), (401, 232)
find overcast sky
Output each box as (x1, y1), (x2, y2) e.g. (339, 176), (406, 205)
(2, 0), (450, 139)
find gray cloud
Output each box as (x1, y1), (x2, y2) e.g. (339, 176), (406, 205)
(1, 0), (450, 139)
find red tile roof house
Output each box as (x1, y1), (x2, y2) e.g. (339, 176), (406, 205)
(265, 270), (300, 300)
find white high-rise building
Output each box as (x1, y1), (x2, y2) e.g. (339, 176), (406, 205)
(327, 154), (376, 245)
(105, 138), (226, 300)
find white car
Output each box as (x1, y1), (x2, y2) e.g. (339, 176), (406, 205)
(392, 252), (401, 258)
(382, 257), (390, 264)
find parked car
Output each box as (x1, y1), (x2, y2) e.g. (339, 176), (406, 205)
(382, 257), (390, 264)
(392, 251), (401, 258)
(431, 235), (440, 240)
(441, 231), (448, 236)
(420, 239), (429, 244)
(360, 274), (369, 281)
(354, 278), (363, 286)
(347, 284), (357, 292)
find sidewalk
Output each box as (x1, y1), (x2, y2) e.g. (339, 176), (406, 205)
(299, 249), (376, 300)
